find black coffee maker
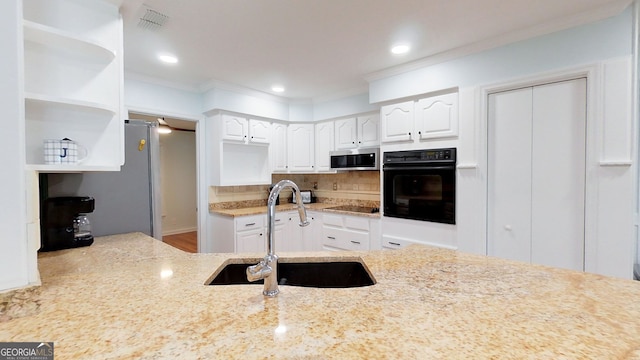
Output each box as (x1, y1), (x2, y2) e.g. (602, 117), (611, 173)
(40, 196), (95, 252)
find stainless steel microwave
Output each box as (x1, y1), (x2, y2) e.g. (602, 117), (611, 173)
(330, 148), (379, 171)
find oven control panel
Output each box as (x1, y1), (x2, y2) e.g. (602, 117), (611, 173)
(383, 148), (456, 164)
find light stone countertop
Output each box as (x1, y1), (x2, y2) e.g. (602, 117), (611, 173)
(2, 232), (640, 359)
(211, 203), (381, 218)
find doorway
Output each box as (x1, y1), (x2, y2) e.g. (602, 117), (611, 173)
(486, 78), (587, 271)
(129, 112), (198, 253)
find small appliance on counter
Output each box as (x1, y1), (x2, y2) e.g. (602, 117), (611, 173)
(40, 196), (95, 252)
(292, 190), (313, 204)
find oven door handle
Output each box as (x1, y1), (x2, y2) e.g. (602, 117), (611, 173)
(383, 165), (456, 171)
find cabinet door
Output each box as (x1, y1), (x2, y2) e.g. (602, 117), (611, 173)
(334, 118), (357, 149)
(315, 122), (334, 172)
(248, 119), (271, 144)
(288, 124), (315, 172)
(357, 114), (380, 147)
(380, 101), (414, 143)
(416, 93), (458, 140)
(221, 114), (248, 142)
(271, 122), (288, 172)
(302, 211), (322, 251)
(236, 229), (265, 253)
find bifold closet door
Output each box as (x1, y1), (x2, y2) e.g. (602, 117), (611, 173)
(530, 79), (586, 271)
(487, 87), (533, 263)
(487, 78), (586, 271)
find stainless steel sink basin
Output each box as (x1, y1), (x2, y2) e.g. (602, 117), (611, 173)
(206, 258), (376, 288)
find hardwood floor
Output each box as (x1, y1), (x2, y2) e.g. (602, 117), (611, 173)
(163, 231), (197, 253)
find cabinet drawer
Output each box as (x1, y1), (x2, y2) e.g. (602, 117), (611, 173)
(344, 216), (369, 231)
(236, 214), (264, 232)
(381, 236), (417, 250)
(322, 214), (344, 227)
(322, 226), (342, 248)
(342, 230), (369, 251)
(273, 212), (287, 227)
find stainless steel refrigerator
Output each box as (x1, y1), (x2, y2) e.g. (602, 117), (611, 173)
(45, 120), (162, 239)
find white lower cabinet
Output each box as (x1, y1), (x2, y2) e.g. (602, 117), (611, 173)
(209, 211), (325, 254)
(235, 214), (265, 253)
(322, 214), (372, 251)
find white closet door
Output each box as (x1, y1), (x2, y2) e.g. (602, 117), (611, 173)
(531, 79), (586, 270)
(487, 87), (533, 263)
(488, 78), (587, 271)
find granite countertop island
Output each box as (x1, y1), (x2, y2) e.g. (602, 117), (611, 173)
(2, 232), (640, 359)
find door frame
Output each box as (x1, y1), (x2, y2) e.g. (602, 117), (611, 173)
(477, 64), (600, 271)
(126, 106), (206, 252)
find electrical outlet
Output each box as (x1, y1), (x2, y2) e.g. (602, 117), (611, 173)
(333, 182), (337, 191)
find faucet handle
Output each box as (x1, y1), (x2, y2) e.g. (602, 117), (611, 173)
(246, 258), (272, 282)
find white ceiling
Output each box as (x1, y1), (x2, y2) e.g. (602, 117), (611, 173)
(120, 0), (630, 101)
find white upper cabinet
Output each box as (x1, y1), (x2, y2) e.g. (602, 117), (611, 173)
(381, 93), (458, 144)
(335, 118), (358, 149)
(220, 114), (271, 145)
(248, 119), (271, 144)
(415, 93), (459, 140)
(288, 123), (315, 172)
(380, 101), (414, 143)
(315, 121), (334, 172)
(271, 122), (288, 172)
(335, 113), (380, 150)
(206, 112), (271, 186)
(23, 0), (124, 171)
(357, 113), (380, 147)
(220, 114), (248, 142)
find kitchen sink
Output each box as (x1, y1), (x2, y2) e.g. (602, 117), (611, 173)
(206, 258), (375, 288)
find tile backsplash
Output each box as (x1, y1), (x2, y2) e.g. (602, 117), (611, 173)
(209, 171), (380, 210)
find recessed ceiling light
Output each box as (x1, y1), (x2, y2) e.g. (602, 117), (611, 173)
(391, 44), (410, 55)
(271, 85), (285, 93)
(158, 54), (178, 64)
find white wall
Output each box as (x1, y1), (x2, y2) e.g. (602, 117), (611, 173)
(0, 0), (34, 292)
(160, 130), (198, 235)
(124, 75), (203, 119)
(369, 7), (632, 103)
(313, 93), (379, 121)
(372, 7), (635, 279)
(202, 86), (290, 120)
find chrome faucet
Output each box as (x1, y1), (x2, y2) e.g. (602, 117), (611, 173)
(246, 180), (309, 296)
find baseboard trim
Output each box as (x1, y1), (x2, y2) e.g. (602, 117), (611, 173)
(162, 227), (197, 236)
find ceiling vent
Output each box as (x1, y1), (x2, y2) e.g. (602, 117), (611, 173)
(137, 6), (169, 31)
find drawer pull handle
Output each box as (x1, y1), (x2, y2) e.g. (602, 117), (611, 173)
(350, 241), (360, 245)
(327, 236), (336, 240)
(245, 222), (256, 226)
(389, 242), (401, 246)
(275, 219), (281, 222)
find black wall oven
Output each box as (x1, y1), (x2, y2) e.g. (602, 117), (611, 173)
(383, 148), (456, 224)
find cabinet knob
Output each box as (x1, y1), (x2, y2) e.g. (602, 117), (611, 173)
(418, 131), (421, 135)
(504, 225), (512, 231)
(408, 132), (411, 136)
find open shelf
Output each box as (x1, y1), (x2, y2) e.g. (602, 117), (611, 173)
(25, 92), (117, 114)
(26, 164), (121, 173)
(23, 20), (115, 61)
